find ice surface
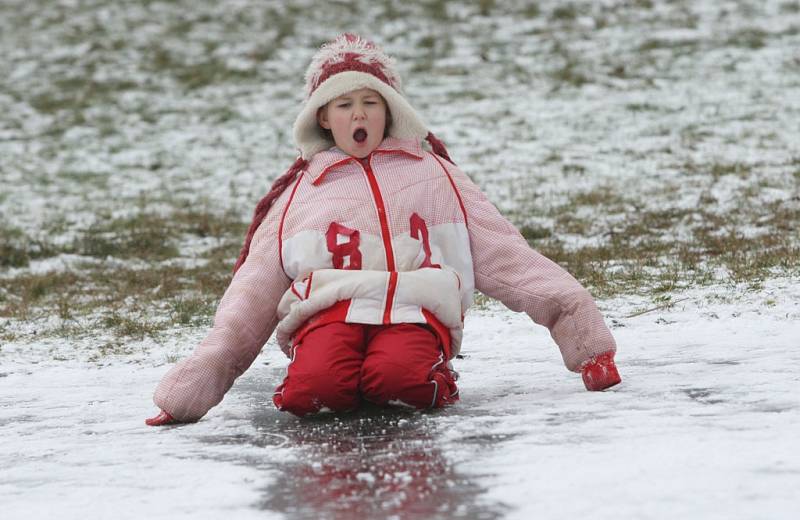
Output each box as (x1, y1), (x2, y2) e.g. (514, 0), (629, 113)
(2, 281), (799, 519)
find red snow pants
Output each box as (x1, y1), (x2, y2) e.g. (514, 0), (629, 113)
(273, 321), (459, 417)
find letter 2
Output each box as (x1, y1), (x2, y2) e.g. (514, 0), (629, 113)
(410, 213), (440, 269)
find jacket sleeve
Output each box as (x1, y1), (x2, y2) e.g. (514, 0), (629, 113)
(448, 162), (616, 372)
(153, 209), (291, 422)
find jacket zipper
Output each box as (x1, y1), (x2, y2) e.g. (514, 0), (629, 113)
(359, 156), (397, 324)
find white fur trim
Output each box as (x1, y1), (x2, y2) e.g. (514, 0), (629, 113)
(275, 267), (464, 356)
(292, 71), (428, 159)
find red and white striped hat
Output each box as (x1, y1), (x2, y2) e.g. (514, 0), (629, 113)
(292, 33), (429, 159)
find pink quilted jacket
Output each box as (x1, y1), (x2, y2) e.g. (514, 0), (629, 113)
(154, 137), (616, 421)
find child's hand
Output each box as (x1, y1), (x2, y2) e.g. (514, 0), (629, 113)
(145, 410), (178, 426)
(581, 352), (621, 391)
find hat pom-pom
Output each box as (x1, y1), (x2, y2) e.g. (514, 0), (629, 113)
(304, 33), (402, 97)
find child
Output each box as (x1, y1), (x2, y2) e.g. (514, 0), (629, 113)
(146, 34), (620, 425)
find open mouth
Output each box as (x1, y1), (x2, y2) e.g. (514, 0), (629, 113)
(353, 128), (368, 143)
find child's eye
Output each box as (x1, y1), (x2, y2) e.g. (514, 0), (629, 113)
(337, 102), (351, 108)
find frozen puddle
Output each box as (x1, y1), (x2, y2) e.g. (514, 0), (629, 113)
(227, 378), (508, 519)
(0, 361), (508, 520)
(2, 291), (800, 519)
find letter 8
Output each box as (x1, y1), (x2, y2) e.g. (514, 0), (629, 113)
(326, 222), (362, 270)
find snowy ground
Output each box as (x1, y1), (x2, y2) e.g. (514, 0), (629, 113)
(2, 280), (799, 519)
(2, 0), (800, 519)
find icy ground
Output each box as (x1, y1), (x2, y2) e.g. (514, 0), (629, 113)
(2, 280), (799, 520)
(2, 0), (800, 518)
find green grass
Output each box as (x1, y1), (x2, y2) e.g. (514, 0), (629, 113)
(101, 311), (167, 341)
(169, 297), (215, 327)
(29, 78), (140, 114)
(0, 319), (17, 343)
(1, 205), (247, 269)
(76, 214), (181, 260)
(781, 1), (800, 13)
(520, 203), (800, 298)
(625, 103), (661, 112)
(552, 4), (578, 21)
(549, 53), (591, 89)
(726, 28), (768, 50)
(0, 206), (246, 341)
(1, 223), (64, 269)
(0, 256), (234, 339)
(147, 45), (259, 90)
(0, 225), (30, 268)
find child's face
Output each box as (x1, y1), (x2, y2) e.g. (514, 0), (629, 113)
(317, 88), (387, 158)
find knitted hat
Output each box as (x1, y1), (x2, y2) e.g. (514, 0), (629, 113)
(292, 33), (429, 159)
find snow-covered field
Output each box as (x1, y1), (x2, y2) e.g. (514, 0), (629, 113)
(2, 0), (799, 519)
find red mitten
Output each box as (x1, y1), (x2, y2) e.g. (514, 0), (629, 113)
(145, 410), (177, 426)
(581, 352), (621, 391)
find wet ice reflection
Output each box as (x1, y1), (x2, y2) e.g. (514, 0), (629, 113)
(250, 405), (506, 520)
(203, 370), (507, 519)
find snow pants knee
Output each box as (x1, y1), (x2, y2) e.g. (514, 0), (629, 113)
(272, 321), (459, 417)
